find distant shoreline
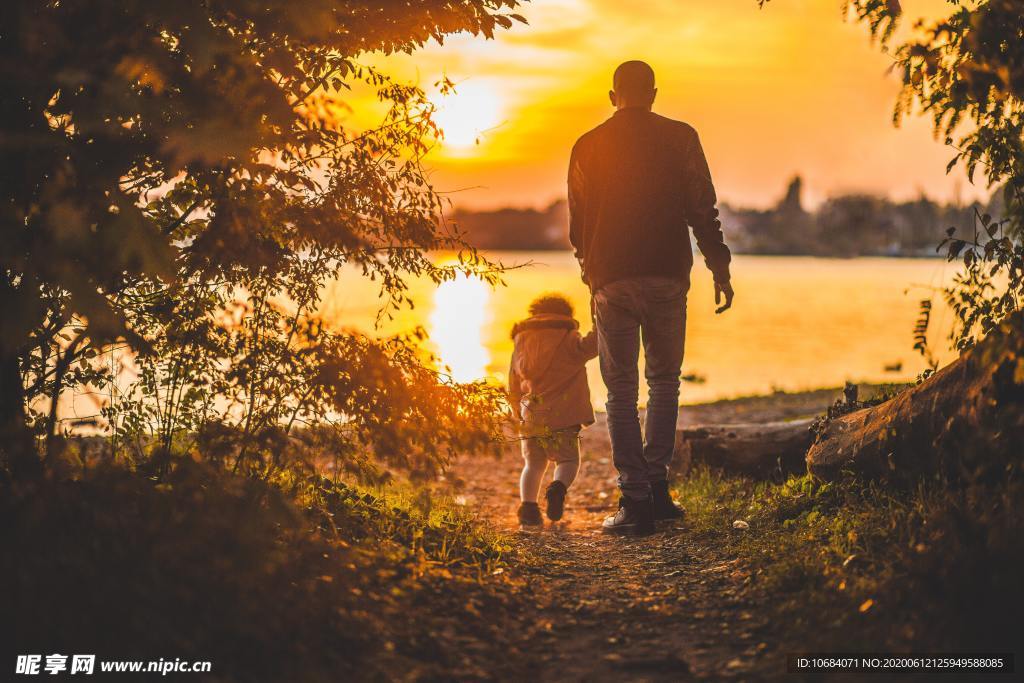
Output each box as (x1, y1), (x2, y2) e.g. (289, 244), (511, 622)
(474, 247), (946, 259)
(451, 180), (993, 258)
(589, 383), (907, 427)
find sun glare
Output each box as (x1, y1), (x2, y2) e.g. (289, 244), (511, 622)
(432, 81), (503, 153)
(429, 272), (491, 382)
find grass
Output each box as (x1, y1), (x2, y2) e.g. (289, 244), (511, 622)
(6, 418), (1020, 680)
(0, 457), (520, 682)
(674, 467), (1024, 656)
(302, 475), (515, 575)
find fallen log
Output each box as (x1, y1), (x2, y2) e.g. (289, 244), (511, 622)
(806, 312), (1024, 481)
(673, 419), (814, 478)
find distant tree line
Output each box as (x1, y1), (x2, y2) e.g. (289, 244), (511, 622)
(451, 177), (999, 257)
(450, 201), (571, 250)
(720, 176), (994, 257)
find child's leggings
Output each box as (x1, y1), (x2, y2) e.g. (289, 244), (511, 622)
(519, 426), (581, 503)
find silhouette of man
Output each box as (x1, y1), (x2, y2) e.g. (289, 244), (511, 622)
(568, 60), (734, 535)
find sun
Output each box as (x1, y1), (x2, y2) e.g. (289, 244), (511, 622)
(432, 81), (503, 153)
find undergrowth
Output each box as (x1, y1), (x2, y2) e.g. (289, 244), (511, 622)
(675, 467), (1024, 656)
(303, 476), (513, 575)
(0, 456), (518, 682)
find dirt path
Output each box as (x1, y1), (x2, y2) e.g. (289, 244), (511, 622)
(455, 458), (773, 680)
(447, 392), (847, 681)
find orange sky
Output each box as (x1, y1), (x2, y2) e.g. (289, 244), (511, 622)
(357, 0), (984, 211)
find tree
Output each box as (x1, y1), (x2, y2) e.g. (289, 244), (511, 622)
(848, 0), (1024, 349)
(0, 1), (525, 477)
(817, 195), (895, 256)
(798, 1), (1024, 482)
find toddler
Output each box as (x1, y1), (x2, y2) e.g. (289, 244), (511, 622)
(508, 293), (598, 526)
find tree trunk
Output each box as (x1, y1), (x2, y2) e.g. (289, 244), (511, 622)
(806, 312), (1024, 481)
(0, 349), (38, 478)
(673, 419), (815, 478)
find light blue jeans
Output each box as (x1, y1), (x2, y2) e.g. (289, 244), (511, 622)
(594, 276), (687, 500)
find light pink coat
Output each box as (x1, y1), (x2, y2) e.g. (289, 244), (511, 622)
(508, 314), (598, 431)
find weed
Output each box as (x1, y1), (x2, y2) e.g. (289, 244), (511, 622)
(674, 467), (1024, 654)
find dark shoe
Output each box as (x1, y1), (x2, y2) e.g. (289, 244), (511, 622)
(602, 495), (655, 536)
(652, 480), (685, 521)
(517, 502), (543, 527)
(544, 480), (568, 521)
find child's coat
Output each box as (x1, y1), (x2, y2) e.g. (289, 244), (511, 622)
(508, 313), (598, 431)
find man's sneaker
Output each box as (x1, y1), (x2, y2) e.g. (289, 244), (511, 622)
(517, 502), (543, 527)
(652, 480), (685, 521)
(544, 480), (568, 521)
(602, 495), (655, 536)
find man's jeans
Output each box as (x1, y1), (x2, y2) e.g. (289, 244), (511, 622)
(594, 276), (688, 500)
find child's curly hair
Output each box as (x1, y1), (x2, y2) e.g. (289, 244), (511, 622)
(528, 293), (574, 317)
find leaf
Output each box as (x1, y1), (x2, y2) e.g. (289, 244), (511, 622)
(948, 240), (966, 260)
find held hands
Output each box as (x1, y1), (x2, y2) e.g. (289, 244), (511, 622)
(714, 280), (734, 314)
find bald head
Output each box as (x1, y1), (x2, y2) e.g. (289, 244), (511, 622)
(611, 60), (656, 110)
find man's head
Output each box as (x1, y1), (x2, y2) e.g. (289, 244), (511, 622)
(610, 60), (656, 110)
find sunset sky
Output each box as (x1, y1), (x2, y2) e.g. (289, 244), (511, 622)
(357, 0), (983, 211)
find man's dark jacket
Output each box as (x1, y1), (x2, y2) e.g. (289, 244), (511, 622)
(568, 107), (731, 292)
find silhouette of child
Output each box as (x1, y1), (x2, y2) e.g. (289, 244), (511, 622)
(508, 293), (598, 527)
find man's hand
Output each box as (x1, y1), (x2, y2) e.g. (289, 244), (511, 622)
(714, 280), (734, 314)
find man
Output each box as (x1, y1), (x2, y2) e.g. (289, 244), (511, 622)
(568, 60), (734, 535)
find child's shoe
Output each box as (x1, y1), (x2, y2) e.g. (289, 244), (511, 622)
(517, 502), (543, 527)
(544, 480), (567, 521)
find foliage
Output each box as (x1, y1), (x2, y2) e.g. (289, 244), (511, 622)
(809, 382), (898, 436)
(304, 477), (512, 573)
(843, 0), (1024, 352)
(1, 0), (526, 477)
(1, 457), (518, 681)
(912, 298), (936, 373)
(933, 209), (1024, 351)
(675, 466), (1024, 654)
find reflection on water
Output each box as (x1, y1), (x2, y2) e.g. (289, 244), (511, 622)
(429, 273), (491, 382)
(321, 253), (959, 405)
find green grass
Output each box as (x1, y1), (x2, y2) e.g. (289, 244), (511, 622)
(1, 458), (519, 682)
(303, 476), (515, 575)
(674, 467), (1024, 655)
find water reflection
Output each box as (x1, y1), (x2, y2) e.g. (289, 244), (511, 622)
(323, 253), (957, 403)
(430, 273), (491, 382)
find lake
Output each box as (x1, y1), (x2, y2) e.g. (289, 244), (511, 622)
(321, 253), (960, 406)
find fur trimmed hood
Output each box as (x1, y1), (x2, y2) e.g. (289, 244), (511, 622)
(510, 314), (579, 339)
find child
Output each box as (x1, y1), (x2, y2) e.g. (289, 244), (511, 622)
(508, 293), (598, 527)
